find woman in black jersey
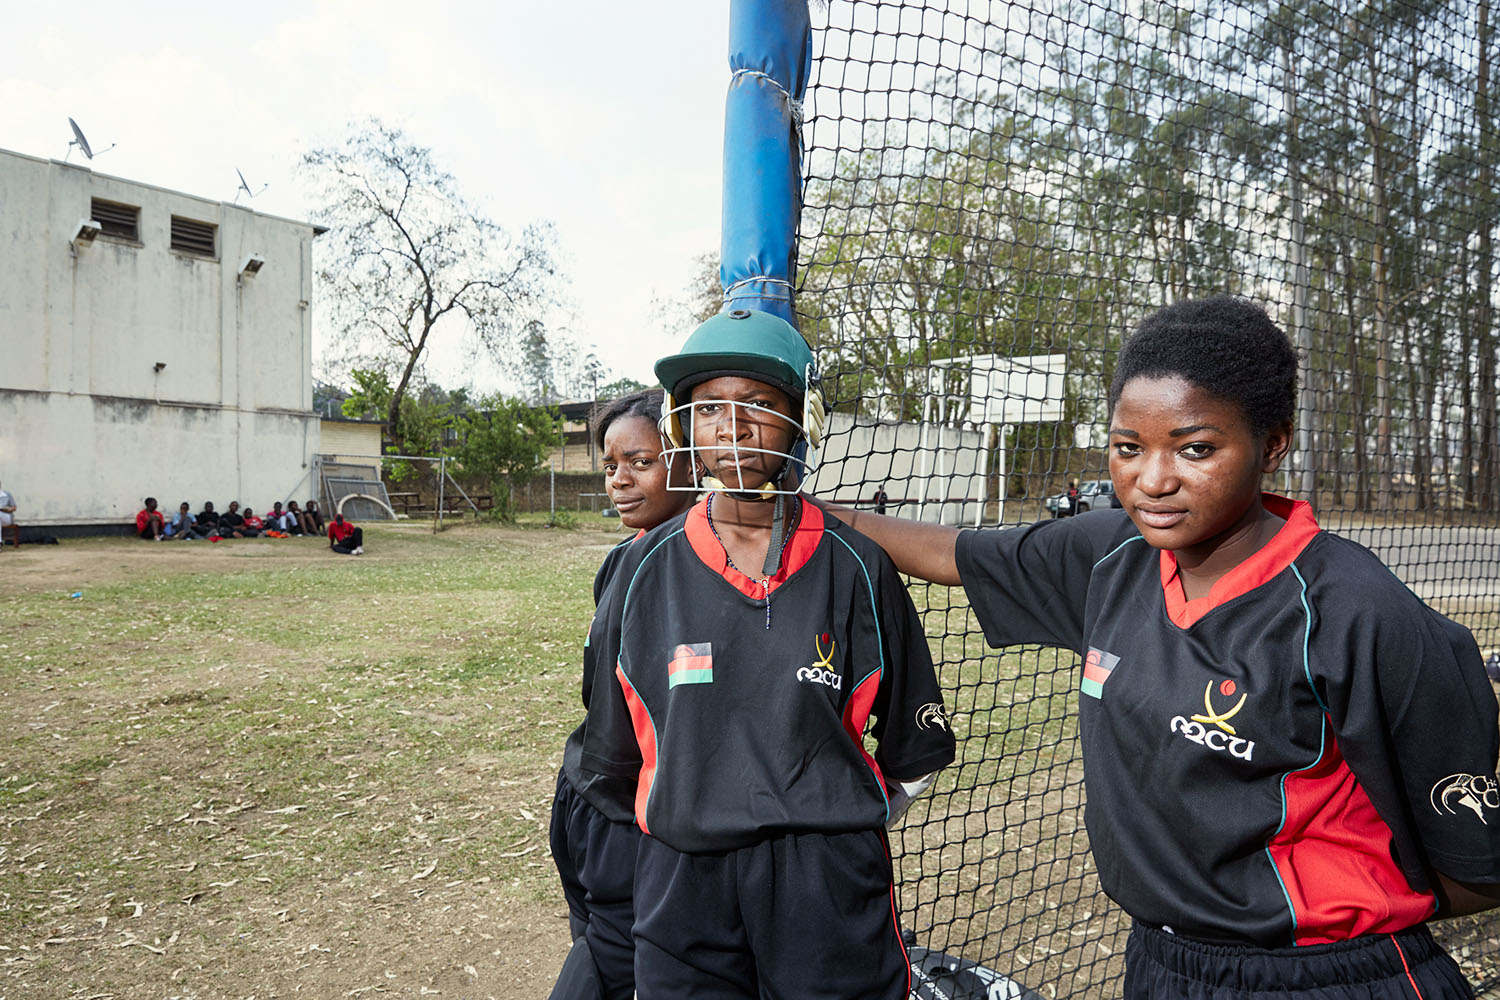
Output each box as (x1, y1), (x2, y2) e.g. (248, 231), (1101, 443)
(822, 296), (1500, 999)
(549, 389), (695, 1000)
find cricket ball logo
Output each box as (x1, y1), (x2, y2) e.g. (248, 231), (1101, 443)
(796, 631), (841, 690)
(1191, 678), (1247, 734)
(1170, 679), (1255, 761)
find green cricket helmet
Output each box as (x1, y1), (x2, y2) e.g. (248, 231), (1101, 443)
(654, 308), (827, 498)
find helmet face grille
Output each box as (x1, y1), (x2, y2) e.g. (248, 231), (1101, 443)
(659, 395), (813, 498)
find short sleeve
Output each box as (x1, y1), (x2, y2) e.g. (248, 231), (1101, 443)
(1317, 568), (1500, 886)
(867, 554), (957, 782)
(955, 513), (1132, 653)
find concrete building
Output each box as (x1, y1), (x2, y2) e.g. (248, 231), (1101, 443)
(0, 148), (324, 533)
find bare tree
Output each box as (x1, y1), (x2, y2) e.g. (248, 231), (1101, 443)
(304, 119), (560, 451)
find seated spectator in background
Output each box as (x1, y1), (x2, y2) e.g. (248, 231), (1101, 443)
(219, 501), (247, 538)
(328, 513), (363, 556)
(0, 478), (16, 533)
(267, 501), (298, 534)
(240, 507), (265, 537)
(286, 500), (311, 536)
(197, 501), (220, 537)
(304, 500), (326, 535)
(136, 498), (166, 541)
(166, 502), (200, 540)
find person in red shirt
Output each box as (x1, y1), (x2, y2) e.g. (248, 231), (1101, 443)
(328, 513), (362, 555)
(240, 508), (265, 537)
(135, 498), (166, 540)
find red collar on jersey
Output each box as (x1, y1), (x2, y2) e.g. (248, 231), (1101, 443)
(684, 496), (825, 600)
(1159, 493), (1320, 629)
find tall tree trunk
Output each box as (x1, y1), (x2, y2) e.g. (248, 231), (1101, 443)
(1365, 19), (1394, 511)
(1340, 233), (1371, 512)
(1475, 0), (1498, 512)
(1283, 40), (1316, 499)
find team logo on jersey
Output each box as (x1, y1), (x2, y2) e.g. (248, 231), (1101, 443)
(668, 642), (714, 688)
(915, 703), (950, 732)
(796, 631), (841, 690)
(1430, 773), (1499, 824)
(1170, 679), (1255, 761)
(1080, 648), (1119, 699)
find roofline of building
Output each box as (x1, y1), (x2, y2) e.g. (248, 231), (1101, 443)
(0, 146), (327, 236)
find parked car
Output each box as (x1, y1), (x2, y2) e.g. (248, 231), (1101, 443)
(1044, 479), (1120, 517)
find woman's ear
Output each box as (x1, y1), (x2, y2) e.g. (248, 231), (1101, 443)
(1262, 421), (1294, 474)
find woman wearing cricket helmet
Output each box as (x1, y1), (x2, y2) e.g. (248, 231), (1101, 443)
(578, 308), (953, 1000)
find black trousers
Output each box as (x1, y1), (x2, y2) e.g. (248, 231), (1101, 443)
(330, 527), (363, 553)
(548, 769), (638, 1000)
(1123, 921), (1475, 999)
(633, 828), (909, 1000)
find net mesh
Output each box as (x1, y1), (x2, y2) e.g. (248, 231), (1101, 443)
(795, 1), (1500, 994)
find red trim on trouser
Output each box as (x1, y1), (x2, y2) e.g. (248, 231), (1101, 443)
(615, 663), (657, 835)
(1389, 935), (1424, 1000)
(1267, 722), (1434, 944)
(880, 830), (912, 999)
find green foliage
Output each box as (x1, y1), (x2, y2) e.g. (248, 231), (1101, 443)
(340, 368), (454, 482)
(451, 396), (562, 521)
(597, 377), (649, 400)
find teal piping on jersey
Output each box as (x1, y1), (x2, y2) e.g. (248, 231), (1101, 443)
(615, 527), (686, 824)
(1263, 563), (1322, 939)
(827, 529), (892, 820)
(1093, 533), (1145, 569)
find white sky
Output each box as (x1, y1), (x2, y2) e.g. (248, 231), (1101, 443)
(3, 1), (732, 393)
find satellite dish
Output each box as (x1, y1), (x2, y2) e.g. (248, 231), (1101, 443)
(64, 117), (114, 163)
(233, 167), (269, 203)
(68, 118), (93, 159)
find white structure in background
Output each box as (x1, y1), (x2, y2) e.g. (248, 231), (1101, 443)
(946, 354), (1067, 524)
(805, 356), (1067, 527)
(815, 354), (1065, 526)
(0, 148), (324, 530)
(804, 412), (987, 526)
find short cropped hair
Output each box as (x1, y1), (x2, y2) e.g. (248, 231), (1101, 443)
(594, 389), (666, 451)
(1109, 296), (1298, 436)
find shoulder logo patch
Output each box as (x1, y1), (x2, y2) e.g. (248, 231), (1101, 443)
(916, 703), (949, 731)
(1170, 678), (1255, 761)
(1430, 773), (1499, 824)
(668, 643), (714, 688)
(796, 631), (840, 690)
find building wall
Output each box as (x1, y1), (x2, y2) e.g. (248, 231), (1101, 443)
(318, 419), (383, 476)
(0, 149), (321, 526)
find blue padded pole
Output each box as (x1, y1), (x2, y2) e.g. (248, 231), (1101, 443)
(722, 0), (811, 329)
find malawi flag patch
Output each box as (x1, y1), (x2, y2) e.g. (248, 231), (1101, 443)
(1081, 647), (1120, 699)
(668, 643), (714, 688)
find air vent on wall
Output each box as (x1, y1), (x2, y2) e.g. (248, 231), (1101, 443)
(170, 216), (216, 257)
(90, 198), (139, 240)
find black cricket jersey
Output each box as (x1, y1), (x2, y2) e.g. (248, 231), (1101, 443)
(580, 498), (956, 854)
(560, 531), (642, 825)
(956, 494), (1500, 947)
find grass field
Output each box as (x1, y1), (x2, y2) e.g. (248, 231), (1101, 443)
(0, 520), (613, 999)
(2, 519), (1496, 998)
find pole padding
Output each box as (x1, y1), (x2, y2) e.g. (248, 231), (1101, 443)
(722, 0), (811, 329)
